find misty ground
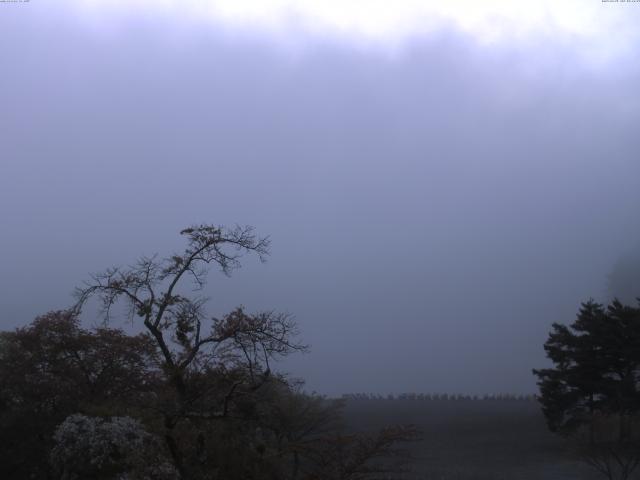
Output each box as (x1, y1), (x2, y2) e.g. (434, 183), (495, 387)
(342, 398), (600, 480)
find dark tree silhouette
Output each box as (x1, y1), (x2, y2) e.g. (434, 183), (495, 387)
(73, 224), (307, 477)
(533, 299), (640, 480)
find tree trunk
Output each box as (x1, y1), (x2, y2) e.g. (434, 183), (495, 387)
(166, 370), (189, 478)
(165, 416), (186, 479)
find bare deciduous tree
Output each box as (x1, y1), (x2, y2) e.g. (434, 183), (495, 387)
(73, 224), (307, 477)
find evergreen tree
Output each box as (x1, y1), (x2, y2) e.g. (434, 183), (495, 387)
(534, 299), (640, 479)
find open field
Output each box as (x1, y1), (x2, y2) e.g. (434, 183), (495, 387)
(342, 398), (602, 480)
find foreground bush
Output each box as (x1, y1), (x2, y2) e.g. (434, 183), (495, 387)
(50, 414), (178, 480)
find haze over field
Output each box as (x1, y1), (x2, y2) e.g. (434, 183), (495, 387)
(1, 0), (639, 397)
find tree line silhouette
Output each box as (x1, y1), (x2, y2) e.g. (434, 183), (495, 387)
(341, 393), (536, 401)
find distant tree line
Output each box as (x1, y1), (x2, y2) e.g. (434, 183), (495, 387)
(341, 393), (536, 401)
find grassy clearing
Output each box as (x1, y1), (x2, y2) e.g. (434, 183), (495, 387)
(342, 398), (601, 479)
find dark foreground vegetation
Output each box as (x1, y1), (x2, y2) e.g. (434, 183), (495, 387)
(0, 224), (417, 480)
(1, 224), (639, 480)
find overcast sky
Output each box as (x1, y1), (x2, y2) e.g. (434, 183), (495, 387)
(1, 1), (640, 396)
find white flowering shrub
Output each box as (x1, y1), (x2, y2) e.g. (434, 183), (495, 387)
(50, 414), (179, 480)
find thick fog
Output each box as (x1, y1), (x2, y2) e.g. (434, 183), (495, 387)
(1, 2), (639, 397)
